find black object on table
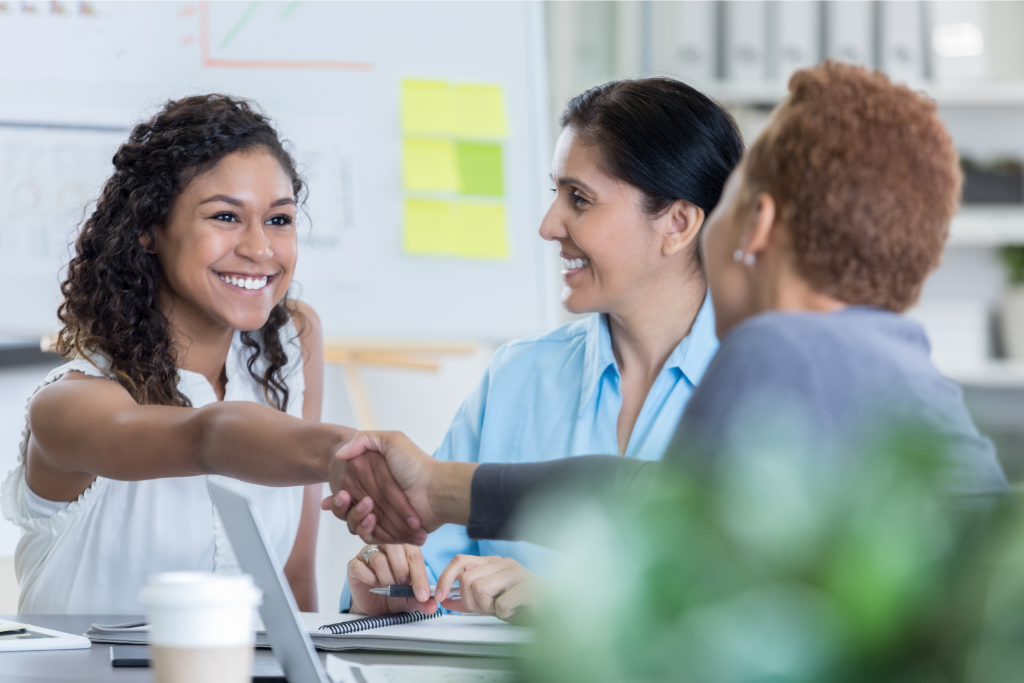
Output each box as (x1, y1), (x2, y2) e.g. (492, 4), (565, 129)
(0, 615), (516, 683)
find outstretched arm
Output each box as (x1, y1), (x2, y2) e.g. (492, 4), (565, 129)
(26, 371), (354, 503)
(327, 431), (652, 547)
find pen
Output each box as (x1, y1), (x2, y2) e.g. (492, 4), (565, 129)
(369, 585), (461, 600)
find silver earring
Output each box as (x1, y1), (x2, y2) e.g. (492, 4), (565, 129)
(733, 249), (756, 266)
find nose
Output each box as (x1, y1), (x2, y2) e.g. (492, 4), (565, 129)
(236, 221), (274, 262)
(538, 195), (568, 242)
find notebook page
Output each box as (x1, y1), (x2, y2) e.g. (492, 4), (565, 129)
(351, 615), (529, 645)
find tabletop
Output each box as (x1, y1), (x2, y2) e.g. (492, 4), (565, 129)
(0, 615), (518, 682)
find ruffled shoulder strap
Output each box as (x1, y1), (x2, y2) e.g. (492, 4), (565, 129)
(0, 355), (114, 533)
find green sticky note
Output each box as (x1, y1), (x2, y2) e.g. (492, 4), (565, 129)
(456, 142), (503, 197)
(401, 80), (455, 134)
(403, 138), (458, 192)
(455, 84), (507, 137)
(404, 199), (458, 255)
(458, 203), (508, 259)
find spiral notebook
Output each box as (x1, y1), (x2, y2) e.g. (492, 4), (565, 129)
(86, 611), (528, 658)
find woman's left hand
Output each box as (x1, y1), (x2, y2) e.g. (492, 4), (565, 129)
(435, 555), (542, 623)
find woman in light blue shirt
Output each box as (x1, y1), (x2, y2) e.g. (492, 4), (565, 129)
(342, 78), (743, 615)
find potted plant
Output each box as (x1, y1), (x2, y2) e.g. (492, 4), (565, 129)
(999, 245), (1024, 360)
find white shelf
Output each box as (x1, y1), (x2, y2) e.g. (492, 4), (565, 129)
(948, 208), (1024, 247)
(943, 361), (1024, 388)
(703, 81), (1024, 108)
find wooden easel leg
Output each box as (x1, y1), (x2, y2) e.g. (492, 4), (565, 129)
(341, 359), (376, 430)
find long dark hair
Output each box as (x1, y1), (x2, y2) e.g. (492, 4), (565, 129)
(57, 94), (305, 410)
(560, 78), (744, 263)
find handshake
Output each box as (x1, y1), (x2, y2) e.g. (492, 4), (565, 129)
(321, 430), (478, 545)
(322, 431), (539, 622)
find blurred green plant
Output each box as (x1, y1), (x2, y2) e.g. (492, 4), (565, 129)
(999, 246), (1024, 287)
(524, 430), (1022, 683)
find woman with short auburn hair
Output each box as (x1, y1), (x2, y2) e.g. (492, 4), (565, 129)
(328, 61), (1008, 623)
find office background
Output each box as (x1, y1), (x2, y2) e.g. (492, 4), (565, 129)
(1, 0), (1023, 613)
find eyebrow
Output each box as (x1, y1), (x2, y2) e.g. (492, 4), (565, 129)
(551, 175), (596, 195)
(199, 195), (296, 208)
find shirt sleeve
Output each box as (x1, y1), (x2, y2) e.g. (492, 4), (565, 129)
(467, 456), (654, 543)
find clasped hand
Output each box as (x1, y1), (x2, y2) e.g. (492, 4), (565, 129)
(323, 430), (474, 545)
(349, 543), (541, 624)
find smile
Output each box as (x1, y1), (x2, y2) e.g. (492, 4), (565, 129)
(217, 272), (273, 291)
(561, 257), (590, 270)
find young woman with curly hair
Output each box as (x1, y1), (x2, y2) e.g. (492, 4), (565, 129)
(0, 94), (378, 613)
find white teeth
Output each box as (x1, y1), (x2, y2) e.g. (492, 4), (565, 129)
(219, 274), (269, 290)
(561, 257), (589, 270)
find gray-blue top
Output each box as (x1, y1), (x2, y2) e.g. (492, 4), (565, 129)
(468, 307), (1008, 540)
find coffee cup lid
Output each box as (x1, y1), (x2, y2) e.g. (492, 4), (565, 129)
(139, 571), (262, 608)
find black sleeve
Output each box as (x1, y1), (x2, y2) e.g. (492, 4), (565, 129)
(466, 455), (654, 543)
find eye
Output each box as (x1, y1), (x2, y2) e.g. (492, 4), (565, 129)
(212, 212), (239, 222)
(569, 191), (588, 207)
(266, 214), (294, 227)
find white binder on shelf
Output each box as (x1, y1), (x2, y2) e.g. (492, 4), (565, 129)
(929, 0), (988, 86)
(666, 0), (717, 85)
(825, 1), (875, 67)
(880, 1), (925, 84)
(769, 1), (820, 82)
(724, 1), (767, 84)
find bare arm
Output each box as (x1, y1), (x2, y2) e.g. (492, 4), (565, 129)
(25, 308), (353, 502)
(284, 302), (323, 611)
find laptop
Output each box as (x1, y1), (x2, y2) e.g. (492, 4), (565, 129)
(208, 481), (331, 683)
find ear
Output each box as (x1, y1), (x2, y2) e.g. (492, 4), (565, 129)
(740, 192), (777, 258)
(661, 199), (705, 257)
(139, 227), (158, 254)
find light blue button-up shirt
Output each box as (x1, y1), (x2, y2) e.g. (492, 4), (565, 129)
(420, 293), (719, 583)
(339, 294), (718, 610)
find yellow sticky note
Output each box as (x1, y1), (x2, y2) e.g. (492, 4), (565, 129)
(455, 85), (507, 137)
(404, 199), (458, 255)
(401, 80), (455, 134)
(403, 138), (458, 192)
(458, 203), (508, 259)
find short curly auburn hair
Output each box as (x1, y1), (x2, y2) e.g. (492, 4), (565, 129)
(743, 60), (961, 312)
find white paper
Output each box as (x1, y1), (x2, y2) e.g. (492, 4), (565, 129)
(326, 655), (518, 683)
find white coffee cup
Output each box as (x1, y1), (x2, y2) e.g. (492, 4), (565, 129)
(139, 571), (263, 683)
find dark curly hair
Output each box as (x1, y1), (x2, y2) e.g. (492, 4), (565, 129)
(57, 94), (306, 410)
(743, 61), (960, 312)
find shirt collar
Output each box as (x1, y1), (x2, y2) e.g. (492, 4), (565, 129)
(579, 312), (618, 415)
(577, 291), (719, 416)
(665, 291), (719, 387)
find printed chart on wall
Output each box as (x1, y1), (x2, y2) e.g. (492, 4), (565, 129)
(0, 1), (555, 341)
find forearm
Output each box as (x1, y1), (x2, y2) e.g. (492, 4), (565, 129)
(197, 402), (355, 485)
(465, 456), (655, 544)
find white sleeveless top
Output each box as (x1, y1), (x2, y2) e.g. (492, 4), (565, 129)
(0, 324), (306, 614)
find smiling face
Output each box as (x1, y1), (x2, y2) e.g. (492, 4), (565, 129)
(540, 127), (695, 316)
(153, 149), (298, 333)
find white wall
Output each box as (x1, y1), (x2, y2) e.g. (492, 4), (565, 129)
(0, 345), (497, 615)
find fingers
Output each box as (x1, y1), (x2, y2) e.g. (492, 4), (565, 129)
(367, 547), (397, 587)
(435, 554), (494, 603)
(493, 581), (533, 621)
(335, 431), (389, 461)
(383, 544), (410, 585)
(368, 454), (421, 533)
(456, 558), (529, 616)
(405, 546), (431, 603)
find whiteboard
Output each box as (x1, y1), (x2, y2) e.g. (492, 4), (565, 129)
(0, 1), (559, 342)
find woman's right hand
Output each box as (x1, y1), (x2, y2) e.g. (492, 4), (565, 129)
(347, 543), (437, 616)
